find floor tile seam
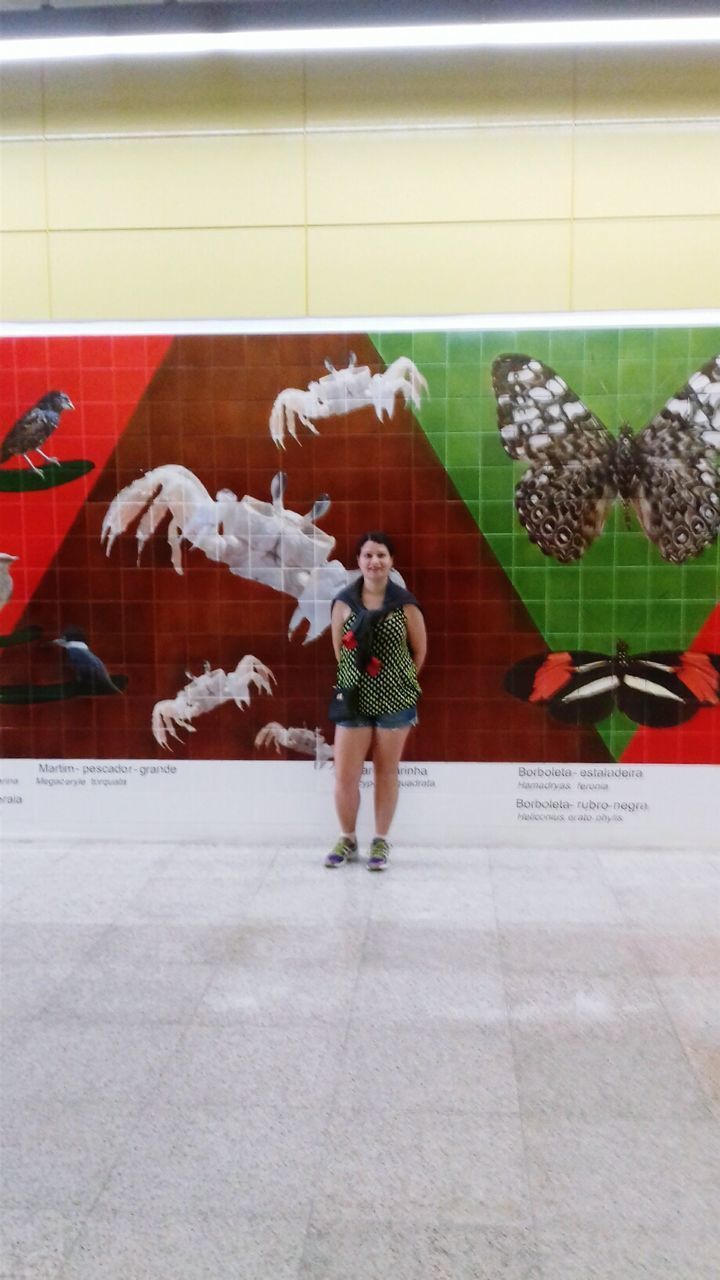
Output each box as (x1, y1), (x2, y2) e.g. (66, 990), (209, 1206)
(2, 1211), (84, 1280)
(593, 852), (665, 981)
(33, 967), (228, 1150)
(138, 955), (231, 1055)
(9, 955), (104, 1023)
(8, 1015), (230, 1031)
(342, 1010), (514, 1029)
(306, 1206), (538, 1235)
(35, 953), (237, 976)
(10, 1091), (164, 1275)
(508, 1102), (715, 1124)
(127, 847), (280, 906)
(295, 907), (376, 1259)
(502, 1008), (696, 1039)
(523, 1207), (720, 1235)
(245, 845), (283, 899)
(488, 876), (547, 1278)
(56, 997), (226, 1274)
(142, 876), (361, 1120)
(500, 966), (653, 982)
(46, 956), (236, 970)
(171, 1015), (360, 1031)
(150, 1098), (525, 1118)
(113, 866), (233, 917)
(125, 975), (284, 1109)
(61, 921), (124, 969)
(0, 883), (46, 913)
(22, 960), (223, 1010)
(642, 966), (720, 1122)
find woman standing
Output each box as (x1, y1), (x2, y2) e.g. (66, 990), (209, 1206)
(325, 532), (427, 871)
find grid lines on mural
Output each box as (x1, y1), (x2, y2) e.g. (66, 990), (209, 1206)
(373, 326), (720, 760)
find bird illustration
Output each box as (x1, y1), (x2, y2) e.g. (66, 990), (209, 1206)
(0, 552), (18, 610)
(53, 626), (123, 694)
(1, 391), (75, 475)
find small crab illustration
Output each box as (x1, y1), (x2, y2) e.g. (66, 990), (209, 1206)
(152, 655), (274, 750)
(254, 720), (335, 767)
(269, 353), (428, 447)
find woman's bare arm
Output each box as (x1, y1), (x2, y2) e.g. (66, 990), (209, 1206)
(330, 600), (351, 661)
(404, 604), (427, 674)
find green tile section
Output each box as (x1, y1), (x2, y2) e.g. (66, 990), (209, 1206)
(372, 326), (720, 759)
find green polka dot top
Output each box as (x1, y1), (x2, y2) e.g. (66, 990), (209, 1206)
(337, 607), (421, 717)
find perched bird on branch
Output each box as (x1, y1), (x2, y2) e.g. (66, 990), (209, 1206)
(0, 552), (18, 610)
(1, 391), (75, 475)
(53, 626), (123, 694)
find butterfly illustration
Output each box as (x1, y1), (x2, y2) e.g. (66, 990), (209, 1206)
(503, 642), (720, 728)
(492, 352), (720, 563)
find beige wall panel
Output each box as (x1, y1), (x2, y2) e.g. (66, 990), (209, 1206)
(305, 49), (574, 127)
(0, 65), (44, 137)
(575, 48), (720, 121)
(306, 127), (572, 225)
(48, 228), (306, 319)
(573, 124), (720, 219)
(0, 142), (46, 231)
(45, 135), (305, 230)
(0, 232), (50, 320)
(307, 222), (571, 315)
(572, 218), (720, 310)
(44, 56), (304, 134)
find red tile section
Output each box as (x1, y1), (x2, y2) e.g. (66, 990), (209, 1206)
(621, 603), (720, 764)
(0, 337), (172, 637)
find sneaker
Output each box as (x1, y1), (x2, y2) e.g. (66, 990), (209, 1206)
(324, 836), (358, 868)
(367, 837), (390, 872)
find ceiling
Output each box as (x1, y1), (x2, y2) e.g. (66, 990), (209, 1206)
(3, 0), (717, 37)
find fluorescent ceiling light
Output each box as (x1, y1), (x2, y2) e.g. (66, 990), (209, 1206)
(2, 17), (720, 63)
(2, 310), (719, 339)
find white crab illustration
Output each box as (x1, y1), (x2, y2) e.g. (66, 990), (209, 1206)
(101, 467), (349, 641)
(254, 721), (335, 767)
(269, 353), (429, 447)
(152, 655), (274, 750)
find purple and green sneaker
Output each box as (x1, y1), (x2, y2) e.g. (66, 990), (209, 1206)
(324, 836), (358, 868)
(367, 837), (390, 872)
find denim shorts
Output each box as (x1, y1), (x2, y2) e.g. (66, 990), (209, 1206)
(335, 705), (419, 731)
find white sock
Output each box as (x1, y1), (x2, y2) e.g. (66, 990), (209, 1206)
(342, 832), (357, 843)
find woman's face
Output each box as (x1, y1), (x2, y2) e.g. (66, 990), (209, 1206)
(357, 539), (393, 583)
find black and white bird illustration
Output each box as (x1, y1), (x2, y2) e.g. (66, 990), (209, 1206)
(0, 552), (18, 610)
(1, 391), (75, 475)
(53, 626), (123, 694)
(493, 353), (720, 563)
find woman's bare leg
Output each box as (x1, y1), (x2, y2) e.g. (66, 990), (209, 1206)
(372, 727), (412, 837)
(333, 726), (373, 834)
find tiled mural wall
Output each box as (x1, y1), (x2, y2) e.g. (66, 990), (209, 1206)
(0, 326), (718, 770)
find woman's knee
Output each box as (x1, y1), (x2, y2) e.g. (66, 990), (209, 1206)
(372, 731), (410, 771)
(372, 759), (400, 786)
(335, 764), (364, 791)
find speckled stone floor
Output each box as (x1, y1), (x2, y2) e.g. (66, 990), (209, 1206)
(1, 841), (719, 1279)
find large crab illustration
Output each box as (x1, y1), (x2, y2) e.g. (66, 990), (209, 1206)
(269, 353), (428, 447)
(101, 467), (348, 641)
(152, 655), (274, 750)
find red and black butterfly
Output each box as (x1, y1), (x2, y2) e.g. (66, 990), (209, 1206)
(503, 641), (720, 727)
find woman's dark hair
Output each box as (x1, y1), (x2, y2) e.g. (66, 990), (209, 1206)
(354, 531), (396, 558)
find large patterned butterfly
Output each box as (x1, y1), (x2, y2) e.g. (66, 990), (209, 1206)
(492, 352), (720, 563)
(503, 642), (720, 728)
